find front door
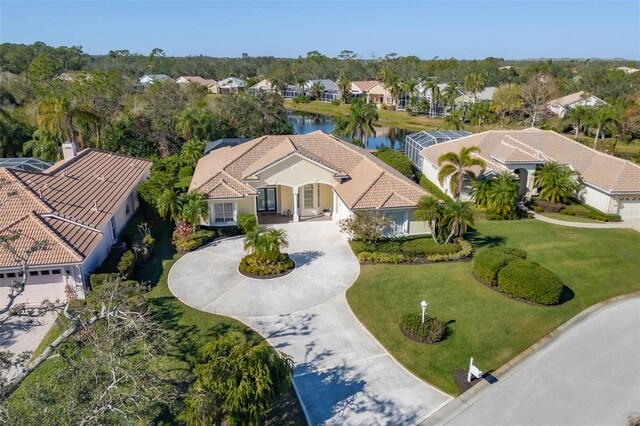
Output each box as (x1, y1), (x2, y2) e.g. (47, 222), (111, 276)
(257, 188), (277, 212)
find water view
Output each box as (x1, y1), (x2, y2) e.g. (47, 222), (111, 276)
(287, 111), (411, 151)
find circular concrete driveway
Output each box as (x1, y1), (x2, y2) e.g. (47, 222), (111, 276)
(168, 221), (360, 317)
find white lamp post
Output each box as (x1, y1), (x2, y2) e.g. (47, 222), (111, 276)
(420, 300), (428, 324)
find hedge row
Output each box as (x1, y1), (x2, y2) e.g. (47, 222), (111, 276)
(356, 238), (472, 264)
(498, 259), (564, 305)
(473, 246), (564, 305)
(351, 236), (460, 258)
(561, 204), (621, 222)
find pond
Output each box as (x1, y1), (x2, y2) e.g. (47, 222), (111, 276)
(287, 111), (411, 151)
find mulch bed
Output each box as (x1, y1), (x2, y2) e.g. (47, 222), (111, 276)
(453, 369), (483, 393)
(238, 265), (295, 280)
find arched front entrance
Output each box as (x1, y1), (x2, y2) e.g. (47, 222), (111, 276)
(514, 168), (529, 200)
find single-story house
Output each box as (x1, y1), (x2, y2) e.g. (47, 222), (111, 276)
(547, 91), (607, 118)
(138, 74), (172, 86)
(249, 79), (278, 94)
(455, 87), (497, 105)
(350, 81), (383, 103)
(176, 76), (218, 88)
(211, 77), (246, 94)
(420, 129), (640, 219)
(0, 143), (151, 305)
(304, 79), (340, 102)
(189, 130), (430, 236)
(617, 66), (639, 75)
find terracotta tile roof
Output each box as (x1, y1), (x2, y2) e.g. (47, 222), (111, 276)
(547, 91), (604, 107)
(190, 131), (428, 208)
(421, 129), (640, 194)
(352, 81), (381, 92)
(0, 150), (151, 269)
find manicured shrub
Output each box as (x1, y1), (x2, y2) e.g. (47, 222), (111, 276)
(350, 240), (371, 255)
(561, 204), (621, 222)
(497, 258), (564, 305)
(357, 252), (407, 263)
(535, 200), (565, 213)
(400, 313), (446, 344)
(401, 239), (460, 257)
(375, 148), (415, 180)
(531, 204), (544, 213)
(375, 241), (403, 254)
(292, 95), (310, 104)
(473, 249), (518, 285)
(331, 99), (341, 106)
(427, 238), (473, 262)
(239, 253), (295, 277)
(492, 246), (527, 259)
(213, 225), (241, 237)
(237, 214), (257, 234)
(117, 250), (136, 277)
(173, 229), (216, 253)
(89, 273), (119, 289)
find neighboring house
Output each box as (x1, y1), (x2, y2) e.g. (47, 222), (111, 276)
(204, 138), (252, 155)
(418, 82), (463, 116)
(212, 77), (246, 94)
(0, 143), (151, 305)
(0, 157), (53, 173)
(139, 74), (171, 86)
(189, 131), (430, 236)
(304, 79), (339, 102)
(617, 66), (639, 75)
(176, 75), (217, 88)
(249, 79), (278, 94)
(455, 87), (497, 105)
(350, 81), (383, 103)
(547, 91), (606, 118)
(420, 129), (640, 219)
(498, 66), (513, 70)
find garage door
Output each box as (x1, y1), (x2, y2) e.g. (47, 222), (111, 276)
(0, 269), (66, 306)
(619, 198), (640, 220)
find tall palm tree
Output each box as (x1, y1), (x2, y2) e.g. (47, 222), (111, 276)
(181, 139), (207, 168)
(423, 81), (441, 117)
(589, 106), (621, 149)
(23, 129), (60, 161)
(442, 83), (459, 114)
(442, 201), (474, 244)
(157, 189), (182, 223)
(175, 107), (199, 141)
(180, 192), (208, 231)
(467, 101), (494, 130)
(337, 77), (352, 104)
(333, 99), (379, 148)
(400, 79), (418, 109)
(444, 110), (464, 130)
(37, 94), (74, 142)
(564, 105), (591, 139)
(413, 195), (443, 244)
(378, 70), (401, 107)
(437, 146), (487, 199)
(487, 172), (519, 217)
(308, 81), (325, 100)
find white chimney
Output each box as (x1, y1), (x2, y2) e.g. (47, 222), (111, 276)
(62, 142), (78, 160)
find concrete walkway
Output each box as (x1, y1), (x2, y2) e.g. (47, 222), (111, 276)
(169, 221), (451, 425)
(425, 297), (640, 426)
(533, 212), (640, 231)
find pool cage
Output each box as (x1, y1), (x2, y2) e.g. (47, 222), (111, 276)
(282, 87), (301, 99)
(320, 90), (340, 102)
(404, 130), (472, 169)
(0, 157), (53, 172)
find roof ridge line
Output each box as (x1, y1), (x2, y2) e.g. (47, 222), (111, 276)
(39, 213), (102, 233)
(213, 179), (243, 197)
(351, 166), (385, 208)
(30, 212), (84, 261)
(1, 168), (54, 214)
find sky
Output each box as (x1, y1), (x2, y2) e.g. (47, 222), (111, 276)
(1, 0), (639, 60)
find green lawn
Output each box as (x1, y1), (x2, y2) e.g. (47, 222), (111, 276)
(346, 219), (640, 395)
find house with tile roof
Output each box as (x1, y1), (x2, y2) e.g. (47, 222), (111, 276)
(0, 143), (151, 305)
(138, 74), (172, 86)
(176, 75), (217, 89)
(189, 131), (431, 236)
(211, 77), (246, 94)
(420, 129), (640, 219)
(547, 91), (606, 118)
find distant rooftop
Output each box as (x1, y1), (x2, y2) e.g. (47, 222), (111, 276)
(0, 157), (53, 173)
(204, 138), (252, 155)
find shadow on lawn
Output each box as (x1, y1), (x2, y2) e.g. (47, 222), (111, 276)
(466, 228), (507, 248)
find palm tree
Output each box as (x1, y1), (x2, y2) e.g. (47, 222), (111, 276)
(470, 178), (492, 209)
(442, 200), (474, 244)
(589, 106), (622, 149)
(180, 192), (208, 231)
(175, 107), (199, 141)
(23, 129), (60, 161)
(534, 161), (583, 203)
(437, 146), (487, 199)
(37, 94), (74, 142)
(444, 110), (464, 130)
(333, 98), (379, 148)
(263, 228), (289, 261)
(467, 101), (494, 130)
(442, 83), (459, 114)
(378, 70), (401, 107)
(337, 77), (352, 104)
(487, 172), (519, 218)
(243, 229), (264, 258)
(463, 73), (486, 99)
(564, 105), (591, 139)
(308, 81), (325, 100)
(413, 195), (443, 244)
(400, 79), (418, 109)
(157, 189), (182, 223)
(423, 81), (441, 117)
(181, 139), (206, 168)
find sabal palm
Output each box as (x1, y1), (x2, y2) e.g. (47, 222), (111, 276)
(175, 107), (199, 141)
(157, 189), (182, 223)
(442, 201), (474, 243)
(564, 106), (591, 139)
(337, 77), (352, 103)
(534, 162), (582, 203)
(589, 106), (621, 148)
(443, 83), (459, 112)
(463, 73), (486, 97)
(263, 228), (289, 261)
(437, 146), (487, 199)
(37, 94), (73, 142)
(181, 139), (206, 168)
(424, 81), (441, 117)
(487, 172), (519, 217)
(23, 129), (60, 161)
(180, 192), (208, 230)
(413, 195), (443, 243)
(444, 110), (463, 130)
(470, 178), (492, 209)
(467, 101), (494, 130)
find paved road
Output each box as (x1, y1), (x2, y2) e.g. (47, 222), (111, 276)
(431, 297), (640, 426)
(169, 221), (451, 425)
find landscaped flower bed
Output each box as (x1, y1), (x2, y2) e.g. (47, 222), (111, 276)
(239, 253), (295, 279)
(399, 313), (447, 344)
(352, 236), (472, 264)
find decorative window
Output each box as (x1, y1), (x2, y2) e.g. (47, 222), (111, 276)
(211, 202), (236, 224)
(303, 184), (314, 209)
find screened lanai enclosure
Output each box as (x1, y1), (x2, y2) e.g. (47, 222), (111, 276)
(404, 130), (472, 169)
(0, 157), (53, 172)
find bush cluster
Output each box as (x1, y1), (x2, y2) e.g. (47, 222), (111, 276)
(561, 204), (621, 222)
(331, 99), (341, 106)
(491, 246), (527, 259)
(89, 273), (119, 289)
(534, 200), (565, 213)
(237, 214), (257, 234)
(497, 259), (564, 305)
(473, 249), (518, 285)
(173, 229), (216, 253)
(357, 251), (407, 263)
(117, 250), (136, 277)
(427, 239), (473, 262)
(399, 313), (446, 344)
(401, 239), (460, 258)
(292, 95), (311, 104)
(353, 236), (471, 264)
(239, 253), (295, 276)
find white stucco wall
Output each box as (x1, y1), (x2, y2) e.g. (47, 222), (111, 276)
(258, 155), (339, 188)
(582, 185), (617, 214)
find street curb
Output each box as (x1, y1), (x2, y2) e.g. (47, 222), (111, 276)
(420, 291), (640, 425)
